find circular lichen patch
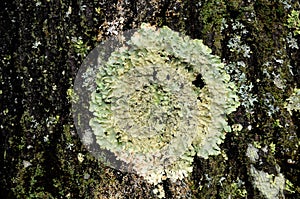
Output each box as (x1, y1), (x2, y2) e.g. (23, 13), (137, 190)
(74, 23), (240, 185)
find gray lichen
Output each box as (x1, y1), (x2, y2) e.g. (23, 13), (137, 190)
(249, 165), (285, 199)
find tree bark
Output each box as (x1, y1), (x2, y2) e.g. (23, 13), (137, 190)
(1, 0), (299, 198)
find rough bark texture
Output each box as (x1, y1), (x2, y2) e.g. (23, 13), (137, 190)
(1, 0), (299, 198)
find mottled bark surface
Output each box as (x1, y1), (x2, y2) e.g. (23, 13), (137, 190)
(1, 0), (299, 198)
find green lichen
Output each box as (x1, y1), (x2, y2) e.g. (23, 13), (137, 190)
(89, 23), (240, 187)
(284, 88), (300, 115)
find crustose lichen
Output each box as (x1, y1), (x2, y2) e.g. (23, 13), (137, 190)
(89, 23), (240, 186)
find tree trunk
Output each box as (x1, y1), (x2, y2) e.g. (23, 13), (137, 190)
(1, 0), (299, 198)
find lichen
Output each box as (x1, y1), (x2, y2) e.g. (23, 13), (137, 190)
(89, 23), (240, 187)
(284, 88), (300, 115)
(246, 144), (259, 163)
(246, 143), (286, 199)
(287, 10), (300, 36)
(249, 165), (285, 199)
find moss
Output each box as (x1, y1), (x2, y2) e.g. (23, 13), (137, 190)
(198, 0), (227, 54)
